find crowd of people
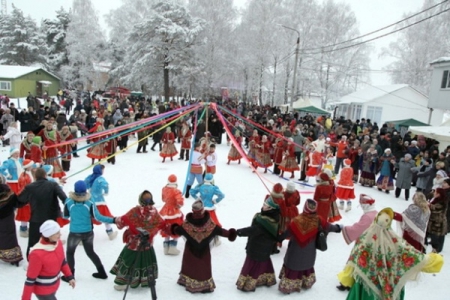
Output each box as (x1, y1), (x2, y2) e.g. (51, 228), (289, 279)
(0, 92), (447, 299)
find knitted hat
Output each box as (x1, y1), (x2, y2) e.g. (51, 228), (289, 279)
(9, 148), (19, 156)
(204, 173), (214, 183)
(436, 170), (447, 178)
(359, 194), (375, 205)
(286, 181), (296, 193)
(319, 172), (330, 182)
(32, 136), (41, 144)
(264, 196), (280, 210)
(384, 148), (391, 153)
(40, 220), (60, 238)
(42, 165), (53, 175)
(271, 183), (284, 198)
(74, 180), (87, 194)
(344, 159), (351, 166)
(303, 199), (317, 214)
(167, 174), (177, 185)
(139, 190), (154, 206)
(22, 159), (34, 169)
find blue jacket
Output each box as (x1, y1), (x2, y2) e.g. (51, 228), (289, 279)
(189, 182), (224, 210)
(63, 191), (114, 233)
(84, 175), (108, 204)
(1, 157), (24, 182)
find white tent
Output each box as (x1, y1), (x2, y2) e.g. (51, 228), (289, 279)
(409, 120), (450, 150)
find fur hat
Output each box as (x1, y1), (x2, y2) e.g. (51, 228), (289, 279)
(74, 180), (87, 194)
(384, 148), (391, 153)
(271, 183), (284, 198)
(319, 172), (330, 182)
(264, 196), (280, 210)
(359, 194), (375, 205)
(22, 159), (34, 169)
(344, 159), (351, 166)
(42, 165), (53, 175)
(9, 148), (19, 156)
(40, 220), (60, 238)
(204, 173), (214, 183)
(303, 199), (317, 214)
(286, 181), (296, 192)
(167, 174), (177, 185)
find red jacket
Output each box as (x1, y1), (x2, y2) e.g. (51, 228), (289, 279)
(22, 240), (73, 300)
(330, 140), (348, 158)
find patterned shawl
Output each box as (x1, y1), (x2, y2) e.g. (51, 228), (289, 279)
(254, 212), (279, 238)
(289, 213), (320, 248)
(401, 205), (430, 247)
(346, 211), (426, 300)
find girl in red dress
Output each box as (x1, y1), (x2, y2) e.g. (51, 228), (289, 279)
(255, 135), (273, 173)
(336, 159), (355, 212)
(16, 159), (34, 237)
(160, 127), (178, 162)
(87, 118), (107, 165)
(279, 138), (300, 179)
(20, 132), (34, 160)
(178, 122), (192, 161)
(227, 130), (243, 164)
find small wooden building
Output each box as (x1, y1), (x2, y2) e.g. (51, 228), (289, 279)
(0, 65), (60, 98)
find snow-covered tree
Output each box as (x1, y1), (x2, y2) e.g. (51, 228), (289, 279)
(63, 0), (106, 89)
(0, 4), (44, 65)
(382, 0), (450, 94)
(42, 7), (70, 75)
(117, 1), (205, 101)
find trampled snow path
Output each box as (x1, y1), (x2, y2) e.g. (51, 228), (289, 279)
(0, 137), (447, 299)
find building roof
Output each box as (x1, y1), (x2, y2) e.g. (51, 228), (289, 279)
(338, 84), (415, 104)
(430, 57), (450, 65)
(0, 65), (60, 80)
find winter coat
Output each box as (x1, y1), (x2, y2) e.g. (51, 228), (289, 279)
(237, 210), (279, 261)
(292, 132), (304, 152)
(84, 175), (108, 205)
(412, 165), (432, 190)
(427, 196), (448, 236)
(417, 166), (438, 195)
(63, 191), (114, 233)
(1, 157), (23, 182)
(395, 158), (416, 189)
(189, 182), (224, 210)
(55, 113), (67, 131)
(0, 113), (14, 129)
(19, 111), (33, 132)
(3, 126), (22, 147)
(342, 210), (377, 244)
(18, 178), (67, 223)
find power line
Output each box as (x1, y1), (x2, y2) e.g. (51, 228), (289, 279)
(302, 7), (450, 55)
(302, 0), (449, 51)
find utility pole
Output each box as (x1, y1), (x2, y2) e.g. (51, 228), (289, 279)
(279, 24), (300, 111)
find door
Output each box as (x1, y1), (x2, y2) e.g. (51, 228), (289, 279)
(36, 82), (43, 97)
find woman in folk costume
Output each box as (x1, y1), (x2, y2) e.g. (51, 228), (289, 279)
(313, 172), (334, 223)
(306, 145), (323, 178)
(359, 144), (378, 187)
(278, 199), (341, 294)
(376, 148), (395, 194)
(255, 135), (273, 173)
(338, 208), (443, 300)
(2, 121), (22, 150)
(227, 129), (243, 165)
(105, 124), (118, 165)
(247, 129), (260, 167)
(349, 139), (361, 183)
(0, 183), (26, 266)
(281, 182), (301, 233)
(160, 126), (178, 162)
(206, 144), (217, 174)
(87, 118), (108, 165)
(178, 121), (192, 161)
(279, 137), (300, 179)
(171, 200), (237, 293)
(30, 136), (43, 165)
(322, 146), (336, 179)
(235, 195), (281, 292)
(336, 194), (378, 291)
(84, 164), (118, 240)
(298, 138), (312, 181)
(272, 134), (286, 175)
(160, 174), (184, 256)
(322, 168), (342, 223)
(393, 192), (430, 253)
(58, 125), (73, 172)
(16, 159), (35, 237)
(111, 190), (166, 291)
(426, 188), (447, 253)
(20, 131), (34, 160)
(1, 148), (23, 194)
(336, 159), (356, 212)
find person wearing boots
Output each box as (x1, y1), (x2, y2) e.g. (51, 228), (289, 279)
(58, 126), (74, 172)
(16, 159), (36, 237)
(62, 181), (117, 282)
(160, 174), (184, 255)
(185, 143), (206, 198)
(22, 220), (75, 300)
(336, 159), (355, 212)
(84, 165), (118, 240)
(394, 153), (416, 201)
(179, 122), (192, 161)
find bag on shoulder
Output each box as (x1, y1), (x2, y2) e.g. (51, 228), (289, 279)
(316, 219), (327, 251)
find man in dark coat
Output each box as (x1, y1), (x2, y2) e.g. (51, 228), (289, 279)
(208, 116), (223, 144)
(18, 168), (67, 259)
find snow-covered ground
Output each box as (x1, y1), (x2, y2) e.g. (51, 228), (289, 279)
(0, 137), (448, 299)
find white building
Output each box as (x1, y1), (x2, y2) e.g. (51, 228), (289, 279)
(335, 84), (444, 126)
(428, 57), (450, 110)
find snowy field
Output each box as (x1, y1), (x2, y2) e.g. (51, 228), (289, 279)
(0, 136), (448, 299)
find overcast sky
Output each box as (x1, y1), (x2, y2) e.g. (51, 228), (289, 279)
(12, 0), (426, 85)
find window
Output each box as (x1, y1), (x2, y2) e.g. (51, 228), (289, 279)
(366, 106), (383, 124)
(0, 81), (11, 91)
(441, 70), (450, 89)
(351, 104), (362, 120)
